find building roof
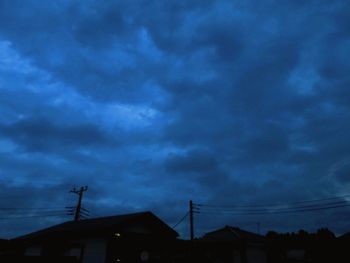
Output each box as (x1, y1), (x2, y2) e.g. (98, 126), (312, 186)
(338, 232), (350, 240)
(14, 211), (178, 241)
(202, 225), (265, 243)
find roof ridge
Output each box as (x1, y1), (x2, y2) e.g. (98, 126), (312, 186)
(13, 211), (178, 241)
(77, 211), (152, 222)
(226, 226), (241, 238)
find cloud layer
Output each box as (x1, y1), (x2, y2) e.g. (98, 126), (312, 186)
(0, 0), (350, 238)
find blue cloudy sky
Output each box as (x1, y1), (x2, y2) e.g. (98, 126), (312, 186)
(1, 0), (350, 238)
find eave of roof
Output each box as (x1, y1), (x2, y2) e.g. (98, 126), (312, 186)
(13, 211), (178, 241)
(202, 225), (265, 243)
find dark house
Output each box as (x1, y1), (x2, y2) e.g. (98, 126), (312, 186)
(11, 211), (178, 263)
(0, 239), (9, 254)
(337, 232), (350, 263)
(195, 225), (266, 263)
(266, 229), (339, 263)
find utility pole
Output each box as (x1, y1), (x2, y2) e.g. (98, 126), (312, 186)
(189, 200), (194, 241)
(70, 186), (88, 221)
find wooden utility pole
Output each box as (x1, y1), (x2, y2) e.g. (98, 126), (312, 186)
(189, 200), (194, 241)
(70, 186), (88, 221)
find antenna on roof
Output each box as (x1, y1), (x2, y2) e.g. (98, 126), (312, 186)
(70, 186), (88, 221)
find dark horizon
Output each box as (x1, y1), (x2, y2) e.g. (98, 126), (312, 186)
(1, 192), (350, 240)
(1, 0), (350, 239)
(2, 202), (350, 240)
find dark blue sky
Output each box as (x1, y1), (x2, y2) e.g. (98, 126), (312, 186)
(1, 0), (350, 238)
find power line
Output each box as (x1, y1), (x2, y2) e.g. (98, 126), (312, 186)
(191, 194), (350, 219)
(2, 209), (67, 212)
(0, 187), (93, 222)
(195, 194), (350, 209)
(0, 209), (69, 216)
(0, 206), (68, 211)
(84, 210), (99, 218)
(194, 203), (350, 215)
(172, 211), (189, 229)
(194, 200), (350, 213)
(0, 213), (70, 220)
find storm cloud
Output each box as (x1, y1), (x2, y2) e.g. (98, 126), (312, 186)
(0, 0), (350, 238)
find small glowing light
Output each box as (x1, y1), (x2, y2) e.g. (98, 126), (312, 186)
(114, 233), (121, 237)
(116, 259), (121, 262)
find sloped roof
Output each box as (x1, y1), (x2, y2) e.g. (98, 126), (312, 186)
(202, 225), (265, 243)
(338, 232), (350, 240)
(14, 211), (178, 241)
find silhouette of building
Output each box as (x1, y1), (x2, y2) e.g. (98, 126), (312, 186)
(265, 229), (340, 263)
(337, 232), (350, 263)
(11, 212), (178, 263)
(0, 239), (9, 255)
(194, 225), (266, 263)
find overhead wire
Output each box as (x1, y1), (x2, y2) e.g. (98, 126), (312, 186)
(0, 213), (70, 220)
(193, 194), (350, 216)
(0, 205), (86, 219)
(194, 194), (350, 209)
(0, 206), (68, 211)
(172, 211), (189, 229)
(195, 203), (350, 215)
(1, 209), (69, 216)
(194, 200), (350, 213)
